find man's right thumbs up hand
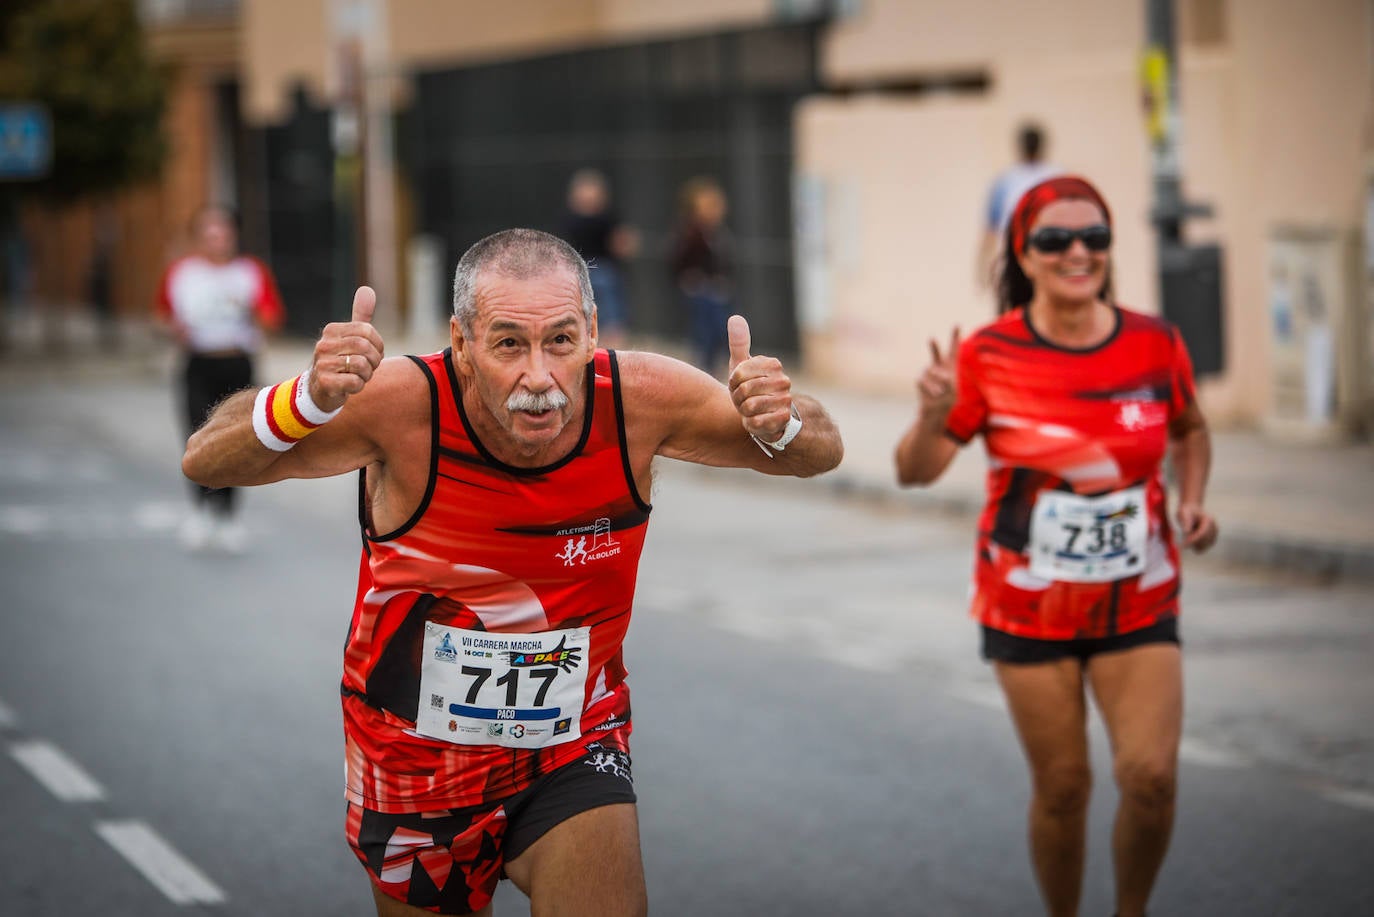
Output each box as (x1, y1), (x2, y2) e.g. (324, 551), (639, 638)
(311, 285), (387, 412)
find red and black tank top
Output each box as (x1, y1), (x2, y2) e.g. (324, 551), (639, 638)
(340, 348), (651, 812)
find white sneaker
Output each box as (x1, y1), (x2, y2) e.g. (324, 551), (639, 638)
(179, 508), (213, 552)
(214, 518), (247, 555)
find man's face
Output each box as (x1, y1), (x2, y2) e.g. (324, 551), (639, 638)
(451, 266), (597, 458)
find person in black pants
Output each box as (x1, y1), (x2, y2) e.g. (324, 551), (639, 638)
(155, 205), (285, 551)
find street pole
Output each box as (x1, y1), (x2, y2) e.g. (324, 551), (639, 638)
(1144, 0), (1187, 244)
(1143, 0), (1225, 377)
(331, 0), (396, 333)
(332, 36), (366, 317)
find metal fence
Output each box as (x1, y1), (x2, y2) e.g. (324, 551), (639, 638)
(398, 22), (822, 355)
(252, 89), (337, 339)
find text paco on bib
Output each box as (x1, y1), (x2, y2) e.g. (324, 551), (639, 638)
(415, 623), (591, 750)
(1028, 485), (1148, 583)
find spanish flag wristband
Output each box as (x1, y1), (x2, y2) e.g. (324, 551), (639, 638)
(252, 370), (343, 452)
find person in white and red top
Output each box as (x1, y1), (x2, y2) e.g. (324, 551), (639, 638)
(156, 205), (284, 552)
(182, 228), (843, 916)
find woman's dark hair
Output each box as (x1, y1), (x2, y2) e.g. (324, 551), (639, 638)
(995, 218), (1034, 314)
(994, 198), (1114, 315)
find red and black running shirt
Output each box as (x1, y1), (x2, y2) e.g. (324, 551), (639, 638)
(342, 348), (651, 813)
(945, 306), (1197, 640)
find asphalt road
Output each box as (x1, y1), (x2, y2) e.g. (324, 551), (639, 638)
(2, 374), (1372, 916)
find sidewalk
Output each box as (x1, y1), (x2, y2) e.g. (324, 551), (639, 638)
(8, 306), (1373, 582)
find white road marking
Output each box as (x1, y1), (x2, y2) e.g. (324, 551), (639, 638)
(1318, 787), (1374, 813)
(10, 740), (106, 802)
(0, 501), (183, 539)
(0, 696), (15, 730)
(95, 820), (227, 905)
(1177, 736), (1250, 769)
(0, 506), (51, 536)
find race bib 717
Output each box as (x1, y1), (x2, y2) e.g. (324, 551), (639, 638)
(415, 624), (590, 750)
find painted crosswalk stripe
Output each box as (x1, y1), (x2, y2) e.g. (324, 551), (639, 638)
(95, 820), (226, 905)
(10, 740), (105, 802)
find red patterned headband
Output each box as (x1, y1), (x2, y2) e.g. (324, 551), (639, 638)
(1008, 175), (1112, 255)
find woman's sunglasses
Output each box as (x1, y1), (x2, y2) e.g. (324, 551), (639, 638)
(1026, 224), (1112, 254)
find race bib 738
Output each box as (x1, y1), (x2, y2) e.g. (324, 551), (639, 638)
(1028, 485), (1148, 584)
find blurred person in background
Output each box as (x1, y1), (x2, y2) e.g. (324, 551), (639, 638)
(156, 204), (284, 553)
(182, 228), (842, 916)
(670, 176), (734, 376)
(976, 122), (1060, 294)
(896, 176), (1217, 917)
(559, 168), (639, 349)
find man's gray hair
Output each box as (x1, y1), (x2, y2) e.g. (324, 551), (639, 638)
(451, 228), (595, 336)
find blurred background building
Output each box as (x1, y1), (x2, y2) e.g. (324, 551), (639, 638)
(4, 0), (1371, 437)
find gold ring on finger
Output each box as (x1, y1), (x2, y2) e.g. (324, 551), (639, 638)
(344, 354), (352, 372)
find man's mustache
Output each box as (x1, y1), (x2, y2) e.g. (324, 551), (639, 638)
(507, 389), (569, 413)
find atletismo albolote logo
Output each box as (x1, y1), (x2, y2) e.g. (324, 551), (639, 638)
(555, 517), (621, 566)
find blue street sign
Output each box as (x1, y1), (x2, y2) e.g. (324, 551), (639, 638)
(0, 103), (53, 180)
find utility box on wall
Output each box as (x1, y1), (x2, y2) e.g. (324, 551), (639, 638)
(1265, 226), (1365, 442)
(1159, 242), (1225, 379)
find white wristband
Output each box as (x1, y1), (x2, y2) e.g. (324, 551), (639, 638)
(253, 385), (296, 452)
(252, 370), (343, 453)
(750, 406), (803, 458)
(295, 369), (343, 425)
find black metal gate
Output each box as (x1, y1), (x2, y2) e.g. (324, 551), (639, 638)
(398, 23), (822, 356)
(248, 88), (337, 339)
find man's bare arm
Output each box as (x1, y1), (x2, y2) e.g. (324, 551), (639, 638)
(182, 286), (387, 487)
(621, 318), (843, 478)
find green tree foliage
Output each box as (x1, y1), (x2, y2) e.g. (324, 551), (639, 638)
(0, 0), (167, 200)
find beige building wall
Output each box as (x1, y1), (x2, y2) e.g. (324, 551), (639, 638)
(800, 0), (1153, 395)
(242, 0), (773, 123)
(803, 0), (1372, 427)
(795, 95), (994, 391)
(1206, 0), (1370, 426)
(241, 0), (331, 122)
(824, 0), (1138, 78)
(596, 0), (772, 37)
(387, 0), (598, 74)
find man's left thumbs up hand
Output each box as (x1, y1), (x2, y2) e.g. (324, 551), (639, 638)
(725, 314), (793, 443)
